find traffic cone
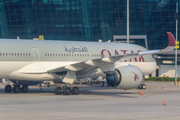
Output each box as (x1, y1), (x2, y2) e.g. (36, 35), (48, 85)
(139, 89), (141, 94)
(172, 81), (173, 86)
(164, 99), (166, 106)
(141, 91), (143, 95)
(162, 86), (164, 89)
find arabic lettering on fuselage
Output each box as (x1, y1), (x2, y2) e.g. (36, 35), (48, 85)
(64, 46), (88, 53)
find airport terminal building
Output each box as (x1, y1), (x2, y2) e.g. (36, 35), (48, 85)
(0, 0), (180, 77)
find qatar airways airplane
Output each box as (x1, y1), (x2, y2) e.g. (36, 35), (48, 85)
(1, 32), (175, 95)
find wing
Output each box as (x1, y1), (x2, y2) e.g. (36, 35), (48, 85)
(48, 32), (175, 72)
(19, 32), (175, 74)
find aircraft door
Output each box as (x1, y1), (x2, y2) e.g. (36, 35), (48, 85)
(32, 48), (40, 61)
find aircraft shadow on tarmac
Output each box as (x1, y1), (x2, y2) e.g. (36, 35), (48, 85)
(0, 88), (138, 98)
(79, 90), (138, 98)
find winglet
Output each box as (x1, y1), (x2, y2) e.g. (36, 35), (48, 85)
(167, 32), (176, 47)
(159, 32), (175, 53)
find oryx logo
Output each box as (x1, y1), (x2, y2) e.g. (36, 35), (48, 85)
(132, 72), (139, 81)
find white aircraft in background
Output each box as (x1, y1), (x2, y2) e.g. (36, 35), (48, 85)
(0, 32), (175, 95)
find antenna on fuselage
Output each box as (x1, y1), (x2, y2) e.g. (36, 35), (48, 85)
(98, 39), (102, 42)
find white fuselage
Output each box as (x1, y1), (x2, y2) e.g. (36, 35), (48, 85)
(0, 39), (157, 81)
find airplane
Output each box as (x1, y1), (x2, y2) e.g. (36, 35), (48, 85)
(1, 32), (175, 95)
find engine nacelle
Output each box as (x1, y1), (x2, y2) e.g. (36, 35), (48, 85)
(106, 65), (143, 89)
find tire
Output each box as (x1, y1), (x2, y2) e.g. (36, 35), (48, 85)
(142, 84), (146, 89)
(55, 87), (62, 95)
(21, 85), (28, 93)
(5, 85), (12, 93)
(63, 87), (71, 95)
(138, 84), (146, 89)
(13, 85), (20, 93)
(72, 87), (79, 95)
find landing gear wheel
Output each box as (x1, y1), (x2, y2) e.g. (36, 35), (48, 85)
(63, 87), (71, 95)
(21, 85), (28, 93)
(55, 87), (62, 95)
(138, 84), (146, 89)
(72, 87), (79, 95)
(142, 84), (146, 89)
(5, 85), (12, 93)
(13, 85), (20, 93)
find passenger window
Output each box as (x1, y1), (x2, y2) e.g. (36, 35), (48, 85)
(20, 53), (22, 56)
(6, 53), (8, 56)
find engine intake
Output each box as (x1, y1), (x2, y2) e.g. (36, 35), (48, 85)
(106, 69), (121, 87)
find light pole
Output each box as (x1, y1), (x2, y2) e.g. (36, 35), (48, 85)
(175, 1), (178, 85)
(127, 0), (129, 44)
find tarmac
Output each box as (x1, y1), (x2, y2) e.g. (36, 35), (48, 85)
(0, 81), (180, 120)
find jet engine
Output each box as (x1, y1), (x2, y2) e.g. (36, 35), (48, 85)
(106, 65), (143, 89)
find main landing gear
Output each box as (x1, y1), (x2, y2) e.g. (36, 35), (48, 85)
(5, 85), (29, 93)
(55, 84), (79, 95)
